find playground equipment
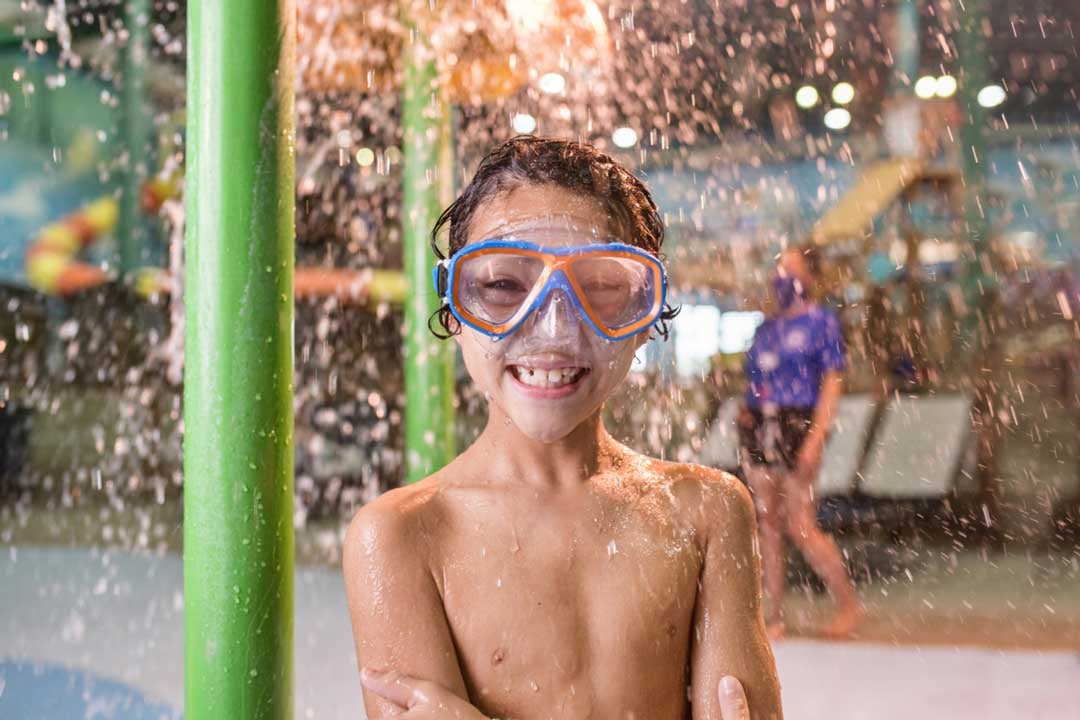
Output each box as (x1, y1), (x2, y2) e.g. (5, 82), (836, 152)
(24, 197), (116, 295)
(21, 161), (407, 305)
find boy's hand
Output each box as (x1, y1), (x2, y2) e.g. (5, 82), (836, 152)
(363, 668), (753, 720)
(719, 676), (751, 720)
(361, 668), (490, 719)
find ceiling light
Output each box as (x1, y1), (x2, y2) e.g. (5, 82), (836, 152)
(355, 148), (375, 167)
(914, 75), (937, 99)
(512, 113), (537, 134)
(612, 126), (638, 148)
(977, 84), (1006, 108)
(538, 72), (566, 95)
(795, 85), (820, 109)
(823, 107), (851, 130)
(935, 75), (957, 98)
(831, 82), (855, 105)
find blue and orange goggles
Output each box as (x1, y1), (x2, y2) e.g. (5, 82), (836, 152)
(433, 238), (668, 341)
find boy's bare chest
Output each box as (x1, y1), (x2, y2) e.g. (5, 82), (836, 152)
(431, 493), (703, 709)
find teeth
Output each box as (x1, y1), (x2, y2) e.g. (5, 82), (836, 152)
(513, 366), (585, 388)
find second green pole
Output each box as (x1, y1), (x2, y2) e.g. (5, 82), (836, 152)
(402, 26), (456, 483)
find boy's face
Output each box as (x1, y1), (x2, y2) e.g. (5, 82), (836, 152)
(453, 184), (648, 444)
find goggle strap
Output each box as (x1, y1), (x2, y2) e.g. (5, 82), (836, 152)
(432, 260), (450, 299)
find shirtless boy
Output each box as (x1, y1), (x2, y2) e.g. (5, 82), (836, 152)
(344, 137), (782, 719)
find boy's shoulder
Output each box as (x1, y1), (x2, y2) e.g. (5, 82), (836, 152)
(343, 475), (448, 560)
(641, 453), (743, 491)
(632, 454), (754, 526)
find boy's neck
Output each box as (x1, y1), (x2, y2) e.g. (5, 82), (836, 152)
(474, 408), (624, 491)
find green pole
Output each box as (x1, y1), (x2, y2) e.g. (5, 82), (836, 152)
(183, 0), (295, 718)
(957, 0), (992, 290)
(119, 0), (150, 271)
(402, 27), (456, 483)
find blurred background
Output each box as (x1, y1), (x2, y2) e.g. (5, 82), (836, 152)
(1, 0), (1078, 718)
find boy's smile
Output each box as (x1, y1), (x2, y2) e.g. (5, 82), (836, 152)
(506, 357), (591, 396)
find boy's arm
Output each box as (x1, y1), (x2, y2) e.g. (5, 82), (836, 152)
(690, 475), (783, 720)
(343, 498), (471, 716)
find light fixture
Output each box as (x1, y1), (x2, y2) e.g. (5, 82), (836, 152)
(914, 75), (938, 99)
(795, 85), (820, 109)
(935, 75), (957, 98)
(355, 147), (375, 167)
(831, 82), (855, 105)
(611, 126), (638, 148)
(823, 107), (851, 130)
(512, 112), (537, 134)
(977, 84), (1006, 108)
(538, 72), (566, 95)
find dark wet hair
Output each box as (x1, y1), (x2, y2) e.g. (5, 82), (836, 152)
(429, 135), (679, 339)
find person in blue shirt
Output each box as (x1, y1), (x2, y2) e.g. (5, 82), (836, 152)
(738, 245), (863, 639)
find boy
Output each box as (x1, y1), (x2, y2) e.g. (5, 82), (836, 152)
(344, 137), (782, 719)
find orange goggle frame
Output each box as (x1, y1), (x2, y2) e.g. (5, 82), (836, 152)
(433, 239), (667, 341)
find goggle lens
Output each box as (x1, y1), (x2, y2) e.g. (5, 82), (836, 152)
(456, 253), (546, 325)
(568, 256), (658, 330)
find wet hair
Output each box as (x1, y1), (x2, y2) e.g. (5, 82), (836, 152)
(429, 135), (679, 339)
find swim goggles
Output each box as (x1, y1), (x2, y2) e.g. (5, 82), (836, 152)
(433, 238), (668, 341)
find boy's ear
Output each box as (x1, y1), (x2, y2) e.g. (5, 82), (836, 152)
(449, 317), (464, 347)
(633, 330), (650, 352)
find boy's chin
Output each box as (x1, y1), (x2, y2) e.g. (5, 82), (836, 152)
(498, 406), (597, 444)
(510, 419), (580, 444)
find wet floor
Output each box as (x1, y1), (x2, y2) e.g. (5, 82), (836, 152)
(1, 537), (1078, 718)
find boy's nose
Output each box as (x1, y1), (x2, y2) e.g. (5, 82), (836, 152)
(524, 287), (582, 342)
